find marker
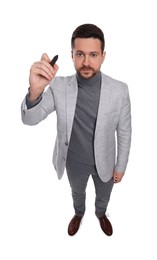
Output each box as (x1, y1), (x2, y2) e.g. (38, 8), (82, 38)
(50, 55), (58, 67)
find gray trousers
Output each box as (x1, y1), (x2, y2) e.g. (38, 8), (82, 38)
(66, 155), (114, 217)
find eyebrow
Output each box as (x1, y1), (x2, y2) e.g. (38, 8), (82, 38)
(75, 50), (99, 54)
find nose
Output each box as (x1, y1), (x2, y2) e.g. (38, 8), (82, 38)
(82, 55), (90, 66)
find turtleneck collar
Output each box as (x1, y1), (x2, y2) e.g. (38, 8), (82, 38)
(76, 71), (101, 87)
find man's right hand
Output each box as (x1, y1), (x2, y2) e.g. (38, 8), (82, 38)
(28, 53), (59, 101)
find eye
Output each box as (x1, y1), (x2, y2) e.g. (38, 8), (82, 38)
(76, 52), (84, 57)
(90, 53), (98, 58)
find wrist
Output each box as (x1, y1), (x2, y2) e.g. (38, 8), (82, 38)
(28, 87), (43, 102)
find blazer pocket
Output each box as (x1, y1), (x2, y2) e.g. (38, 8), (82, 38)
(103, 112), (120, 129)
(103, 111), (120, 120)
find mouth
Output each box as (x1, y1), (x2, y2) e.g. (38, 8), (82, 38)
(81, 67), (93, 73)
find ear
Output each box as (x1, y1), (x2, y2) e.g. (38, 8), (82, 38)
(71, 50), (74, 59)
(101, 51), (106, 64)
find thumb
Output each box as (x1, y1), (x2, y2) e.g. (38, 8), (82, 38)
(41, 53), (51, 62)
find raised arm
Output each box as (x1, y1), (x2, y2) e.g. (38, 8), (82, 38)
(21, 53), (59, 125)
(28, 53), (59, 101)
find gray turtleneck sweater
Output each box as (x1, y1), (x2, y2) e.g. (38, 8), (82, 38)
(67, 72), (101, 165)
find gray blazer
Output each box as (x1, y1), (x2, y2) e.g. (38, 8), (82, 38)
(21, 73), (132, 182)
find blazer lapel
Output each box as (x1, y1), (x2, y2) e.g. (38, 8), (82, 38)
(95, 74), (111, 134)
(66, 75), (78, 142)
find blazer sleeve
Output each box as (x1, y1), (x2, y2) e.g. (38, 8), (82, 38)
(114, 85), (132, 173)
(21, 83), (56, 126)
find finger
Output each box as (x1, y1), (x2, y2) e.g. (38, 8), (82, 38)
(40, 60), (59, 75)
(113, 174), (118, 183)
(41, 54), (59, 74)
(41, 53), (51, 62)
(53, 64), (59, 73)
(39, 60), (55, 72)
(113, 173), (117, 179)
(32, 66), (54, 81)
(33, 61), (54, 78)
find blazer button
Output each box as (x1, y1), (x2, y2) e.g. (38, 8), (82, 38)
(65, 142), (68, 146)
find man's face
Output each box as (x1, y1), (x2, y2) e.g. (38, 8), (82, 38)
(72, 38), (106, 79)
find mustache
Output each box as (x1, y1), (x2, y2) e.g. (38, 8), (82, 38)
(81, 66), (94, 70)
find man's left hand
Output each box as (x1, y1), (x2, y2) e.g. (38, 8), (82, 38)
(113, 171), (124, 183)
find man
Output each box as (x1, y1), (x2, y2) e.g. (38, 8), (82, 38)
(21, 24), (132, 236)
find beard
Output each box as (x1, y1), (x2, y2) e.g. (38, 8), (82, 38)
(76, 66), (97, 79)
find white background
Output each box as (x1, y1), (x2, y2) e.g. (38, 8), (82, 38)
(0, 0), (157, 259)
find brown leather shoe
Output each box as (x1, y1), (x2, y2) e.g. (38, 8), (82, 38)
(68, 215), (83, 236)
(96, 214), (113, 236)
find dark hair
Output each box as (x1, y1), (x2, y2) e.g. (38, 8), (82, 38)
(71, 23), (105, 53)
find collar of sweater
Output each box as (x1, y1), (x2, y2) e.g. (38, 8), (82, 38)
(76, 71), (101, 87)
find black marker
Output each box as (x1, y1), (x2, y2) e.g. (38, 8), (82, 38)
(50, 55), (58, 67)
